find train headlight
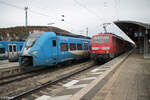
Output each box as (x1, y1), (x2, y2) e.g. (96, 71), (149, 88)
(92, 47), (99, 50)
(31, 50), (38, 54)
(101, 47), (110, 50)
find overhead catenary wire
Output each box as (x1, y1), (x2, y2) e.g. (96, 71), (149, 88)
(0, 0), (53, 18)
(114, 0), (121, 20)
(0, 0), (23, 10)
(73, 0), (104, 21)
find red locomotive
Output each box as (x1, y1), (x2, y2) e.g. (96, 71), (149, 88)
(91, 33), (133, 62)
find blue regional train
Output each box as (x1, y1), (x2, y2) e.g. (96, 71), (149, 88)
(19, 31), (91, 67)
(0, 41), (24, 61)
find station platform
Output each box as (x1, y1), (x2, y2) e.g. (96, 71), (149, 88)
(66, 50), (150, 100)
(0, 60), (19, 69)
(90, 51), (150, 100)
(27, 50), (150, 100)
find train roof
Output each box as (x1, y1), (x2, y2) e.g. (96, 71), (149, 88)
(93, 33), (133, 43)
(0, 41), (24, 42)
(55, 32), (91, 39)
(93, 33), (121, 37)
(29, 31), (91, 40)
(92, 33), (126, 40)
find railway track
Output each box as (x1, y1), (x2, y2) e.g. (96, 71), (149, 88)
(0, 59), (94, 97)
(0, 51), (131, 100)
(9, 61), (97, 100)
(0, 66), (43, 79)
(0, 59), (90, 85)
(0, 67), (52, 85)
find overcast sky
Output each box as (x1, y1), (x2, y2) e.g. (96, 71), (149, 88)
(0, 0), (150, 43)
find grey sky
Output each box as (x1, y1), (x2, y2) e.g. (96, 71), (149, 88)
(0, 0), (150, 42)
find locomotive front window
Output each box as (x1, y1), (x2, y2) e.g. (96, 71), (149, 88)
(25, 38), (37, 48)
(25, 32), (43, 48)
(93, 36), (110, 43)
(0, 48), (5, 54)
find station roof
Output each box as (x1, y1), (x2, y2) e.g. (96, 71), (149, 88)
(114, 20), (150, 30)
(113, 20), (150, 44)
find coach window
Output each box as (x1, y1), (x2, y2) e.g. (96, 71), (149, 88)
(70, 43), (76, 51)
(120, 39), (123, 44)
(52, 40), (56, 47)
(0, 48), (5, 54)
(77, 43), (82, 50)
(61, 43), (68, 51)
(84, 43), (88, 50)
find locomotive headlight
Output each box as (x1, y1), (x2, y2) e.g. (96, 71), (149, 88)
(101, 47), (110, 50)
(31, 50), (38, 54)
(92, 47), (99, 50)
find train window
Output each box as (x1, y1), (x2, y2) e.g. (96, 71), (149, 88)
(61, 43), (68, 51)
(70, 43), (76, 51)
(52, 40), (56, 47)
(20, 46), (23, 51)
(116, 38), (123, 44)
(25, 38), (37, 48)
(84, 43), (88, 50)
(77, 44), (82, 50)
(13, 45), (16, 52)
(0, 48), (5, 54)
(9, 45), (12, 52)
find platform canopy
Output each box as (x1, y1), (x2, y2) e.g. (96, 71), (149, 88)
(113, 20), (150, 42)
(114, 20), (150, 58)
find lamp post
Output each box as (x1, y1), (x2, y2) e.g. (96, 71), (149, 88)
(24, 7), (28, 35)
(48, 23), (55, 32)
(144, 28), (148, 58)
(86, 27), (88, 36)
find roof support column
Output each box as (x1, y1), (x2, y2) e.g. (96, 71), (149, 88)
(144, 28), (149, 58)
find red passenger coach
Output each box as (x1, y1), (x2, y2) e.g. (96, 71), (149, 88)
(91, 33), (126, 62)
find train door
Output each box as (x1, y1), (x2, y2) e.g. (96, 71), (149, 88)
(51, 38), (58, 64)
(8, 44), (17, 61)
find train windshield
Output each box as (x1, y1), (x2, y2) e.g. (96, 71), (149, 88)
(25, 38), (37, 48)
(25, 31), (43, 48)
(93, 36), (110, 43)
